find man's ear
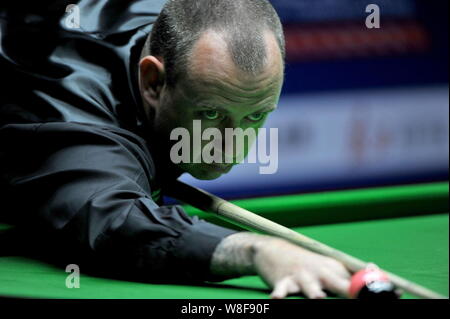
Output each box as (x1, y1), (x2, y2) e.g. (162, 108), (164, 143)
(139, 56), (165, 106)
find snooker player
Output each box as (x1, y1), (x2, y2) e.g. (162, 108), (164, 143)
(0, 0), (352, 299)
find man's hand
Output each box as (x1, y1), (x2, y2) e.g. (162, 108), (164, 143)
(210, 232), (352, 299)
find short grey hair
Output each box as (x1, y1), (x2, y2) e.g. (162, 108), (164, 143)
(146, 0), (285, 87)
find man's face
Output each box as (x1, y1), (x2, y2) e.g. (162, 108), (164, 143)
(143, 31), (284, 180)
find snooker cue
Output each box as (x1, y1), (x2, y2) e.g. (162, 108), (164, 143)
(165, 180), (447, 299)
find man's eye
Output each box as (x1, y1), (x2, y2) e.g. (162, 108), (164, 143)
(247, 112), (266, 122)
(201, 110), (222, 121)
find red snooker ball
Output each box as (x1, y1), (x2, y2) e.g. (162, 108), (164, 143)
(349, 265), (399, 299)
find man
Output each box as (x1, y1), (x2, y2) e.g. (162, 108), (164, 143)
(0, 0), (351, 299)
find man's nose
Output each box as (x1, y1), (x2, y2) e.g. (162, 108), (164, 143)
(217, 127), (246, 164)
(221, 139), (238, 164)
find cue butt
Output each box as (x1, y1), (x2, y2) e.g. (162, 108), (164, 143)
(166, 180), (447, 299)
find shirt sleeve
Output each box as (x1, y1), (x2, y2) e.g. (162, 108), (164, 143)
(0, 122), (238, 283)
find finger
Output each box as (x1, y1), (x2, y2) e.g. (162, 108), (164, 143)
(271, 278), (291, 299)
(335, 264), (352, 279)
(271, 278), (301, 299)
(326, 259), (352, 279)
(297, 273), (327, 299)
(320, 274), (351, 298)
(287, 281), (302, 295)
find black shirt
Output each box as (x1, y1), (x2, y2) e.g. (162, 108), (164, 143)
(0, 0), (236, 283)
